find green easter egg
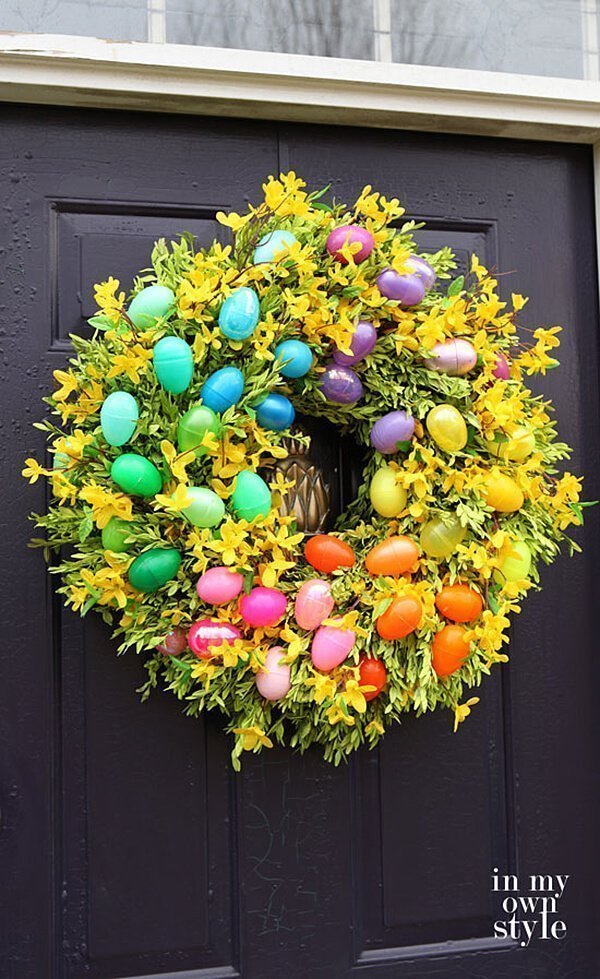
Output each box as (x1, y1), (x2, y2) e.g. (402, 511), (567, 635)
(420, 515), (466, 559)
(231, 470), (272, 522)
(127, 285), (175, 329)
(177, 405), (220, 457)
(101, 517), (135, 553)
(111, 453), (162, 497)
(128, 548), (181, 593)
(182, 486), (225, 528)
(153, 336), (194, 394)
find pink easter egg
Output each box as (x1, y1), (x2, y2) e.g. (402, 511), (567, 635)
(196, 566), (244, 605)
(255, 646), (292, 701)
(326, 225), (374, 265)
(187, 619), (241, 659)
(294, 579), (334, 631)
(156, 627), (187, 656)
(311, 623), (356, 672)
(240, 586), (287, 628)
(493, 354), (511, 380)
(422, 338), (477, 376)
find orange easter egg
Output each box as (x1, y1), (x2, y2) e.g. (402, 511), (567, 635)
(304, 534), (355, 574)
(365, 536), (420, 577)
(358, 656), (387, 701)
(432, 624), (471, 677)
(435, 584), (483, 623)
(484, 472), (524, 513)
(376, 595), (422, 640)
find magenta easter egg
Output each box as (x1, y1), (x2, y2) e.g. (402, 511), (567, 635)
(332, 320), (377, 366)
(406, 254), (436, 290)
(255, 646), (292, 701)
(422, 338), (477, 376)
(493, 354), (511, 380)
(377, 268), (425, 306)
(294, 579), (334, 631)
(240, 587), (287, 628)
(311, 624), (356, 672)
(326, 225), (374, 265)
(188, 619), (241, 658)
(370, 410), (415, 454)
(196, 566), (244, 605)
(320, 363), (363, 404)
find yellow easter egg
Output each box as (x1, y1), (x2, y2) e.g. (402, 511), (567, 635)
(484, 473), (524, 512)
(494, 538), (532, 583)
(489, 426), (535, 462)
(369, 466), (407, 518)
(420, 515), (466, 559)
(426, 404), (468, 453)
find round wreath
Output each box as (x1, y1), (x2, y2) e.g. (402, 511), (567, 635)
(24, 172), (585, 768)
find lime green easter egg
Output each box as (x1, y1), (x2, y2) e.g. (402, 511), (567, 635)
(127, 285), (175, 329)
(128, 548), (181, 593)
(110, 453), (162, 497)
(177, 405), (220, 457)
(231, 471), (272, 522)
(494, 539), (532, 583)
(420, 515), (466, 559)
(369, 465), (408, 517)
(101, 517), (135, 553)
(182, 487), (225, 528)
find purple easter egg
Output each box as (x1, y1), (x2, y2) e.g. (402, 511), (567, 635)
(240, 586), (287, 628)
(255, 646), (292, 701)
(377, 268), (426, 306)
(295, 579), (334, 631)
(370, 410), (415, 454)
(320, 363), (363, 404)
(196, 566), (243, 605)
(422, 338), (477, 376)
(493, 354), (511, 380)
(311, 623), (356, 672)
(326, 224), (374, 265)
(332, 320), (377, 366)
(405, 254), (436, 290)
(187, 619), (241, 658)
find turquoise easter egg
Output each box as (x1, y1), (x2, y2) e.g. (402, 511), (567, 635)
(219, 287), (260, 341)
(253, 229), (297, 264)
(200, 367), (244, 414)
(231, 470), (272, 522)
(274, 339), (313, 378)
(255, 393), (295, 431)
(100, 390), (139, 447)
(110, 453), (162, 497)
(128, 547), (181, 593)
(153, 336), (194, 394)
(177, 404), (220, 457)
(101, 517), (134, 553)
(127, 285), (175, 329)
(182, 487), (225, 528)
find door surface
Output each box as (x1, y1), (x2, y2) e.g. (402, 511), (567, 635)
(1, 104), (599, 979)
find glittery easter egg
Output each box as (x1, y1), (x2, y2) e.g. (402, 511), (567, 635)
(294, 579), (334, 630)
(326, 225), (374, 264)
(311, 624), (356, 671)
(370, 410), (415, 454)
(187, 619), (241, 659)
(255, 646), (292, 700)
(332, 320), (377, 366)
(240, 586), (287, 628)
(319, 363), (363, 404)
(196, 566), (244, 605)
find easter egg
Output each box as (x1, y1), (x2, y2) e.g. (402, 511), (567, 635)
(370, 410), (415, 454)
(274, 339), (313, 378)
(255, 646), (292, 700)
(240, 586), (287, 628)
(376, 595), (422, 640)
(177, 404), (220, 457)
(101, 517), (134, 553)
(422, 338), (477, 376)
(369, 466), (408, 518)
(156, 628), (187, 656)
(153, 336), (194, 394)
(200, 366), (244, 413)
(377, 268), (425, 306)
(332, 320), (377, 366)
(426, 404), (468, 453)
(304, 535), (355, 574)
(432, 624), (471, 678)
(435, 584), (483, 623)
(326, 225), (374, 264)
(231, 470), (272, 522)
(219, 286), (260, 341)
(358, 656), (387, 701)
(405, 254), (436, 290)
(111, 453), (162, 497)
(365, 536), (420, 576)
(127, 284), (175, 328)
(319, 363), (363, 404)
(197, 566), (244, 605)
(311, 624), (356, 671)
(495, 539), (532, 583)
(294, 579), (334, 631)
(488, 426), (535, 463)
(182, 486), (225, 528)
(187, 619), (241, 659)
(493, 354), (511, 380)
(420, 515), (466, 559)
(484, 473), (524, 513)
(100, 390), (139, 447)
(253, 229), (297, 264)
(255, 393), (295, 431)
(128, 547), (181, 592)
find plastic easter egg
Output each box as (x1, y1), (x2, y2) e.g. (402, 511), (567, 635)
(128, 547), (181, 592)
(326, 225), (374, 264)
(358, 656), (387, 701)
(294, 579), (334, 631)
(182, 486), (225, 528)
(111, 453), (162, 497)
(493, 354), (511, 380)
(426, 404), (468, 453)
(255, 393), (295, 431)
(435, 584), (483, 623)
(231, 470), (272, 522)
(219, 287), (260, 341)
(405, 254), (436, 290)
(177, 404), (220, 456)
(274, 339), (313, 378)
(200, 366), (244, 413)
(365, 536), (420, 576)
(101, 517), (134, 553)
(484, 473), (524, 513)
(153, 336), (194, 394)
(255, 646), (292, 700)
(332, 320), (377, 366)
(187, 619), (241, 659)
(432, 624), (471, 678)
(422, 338), (477, 376)
(127, 284), (175, 328)
(369, 466), (408, 518)
(377, 268), (425, 305)
(488, 426), (535, 463)
(376, 595), (422, 640)
(311, 624), (356, 671)
(156, 628), (188, 656)
(495, 539), (532, 583)
(320, 363), (363, 404)
(253, 229), (297, 264)
(100, 390), (139, 446)
(420, 515), (466, 559)
(304, 535), (355, 574)
(240, 586), (287, 628)
(370, 410), (415, 454)
(197, 566), (244, 605)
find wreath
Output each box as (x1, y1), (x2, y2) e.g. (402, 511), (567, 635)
(24, 172), (586, 768)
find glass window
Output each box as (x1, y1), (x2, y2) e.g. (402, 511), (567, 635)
(0, 0), (148, 41)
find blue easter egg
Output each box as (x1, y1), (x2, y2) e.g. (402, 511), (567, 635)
(200, 366), (245, 414)
(128, 285), (175, 329)
(253, 230), (297, 264)
(153, 336), (194, 394)
(219, 287), (260, 341)
(100, 390), (139, 446)
(255, 393), (295, 431)
(274, 339), (313, 378)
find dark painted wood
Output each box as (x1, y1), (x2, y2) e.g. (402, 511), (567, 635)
(0, 104), (598, 979)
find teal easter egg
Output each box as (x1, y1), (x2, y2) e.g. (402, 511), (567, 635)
(127, 285), (175, 329)
(253, 229), (297, 264)
(110, 453), (162, 497)
(128, 547), (181, 593)
(177, 404), (220, 457)
(200, 366), (244, 414)
(100, 390), (139, 447)
(219, 287), (260, 341)
(153, 336), (194, 394)
(231, 470), (272, 522)
(255, 393), (295, 431)
(274, 339), (313, 378)
(182, 487), (225, 528)
(101, 517), (134, 553)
